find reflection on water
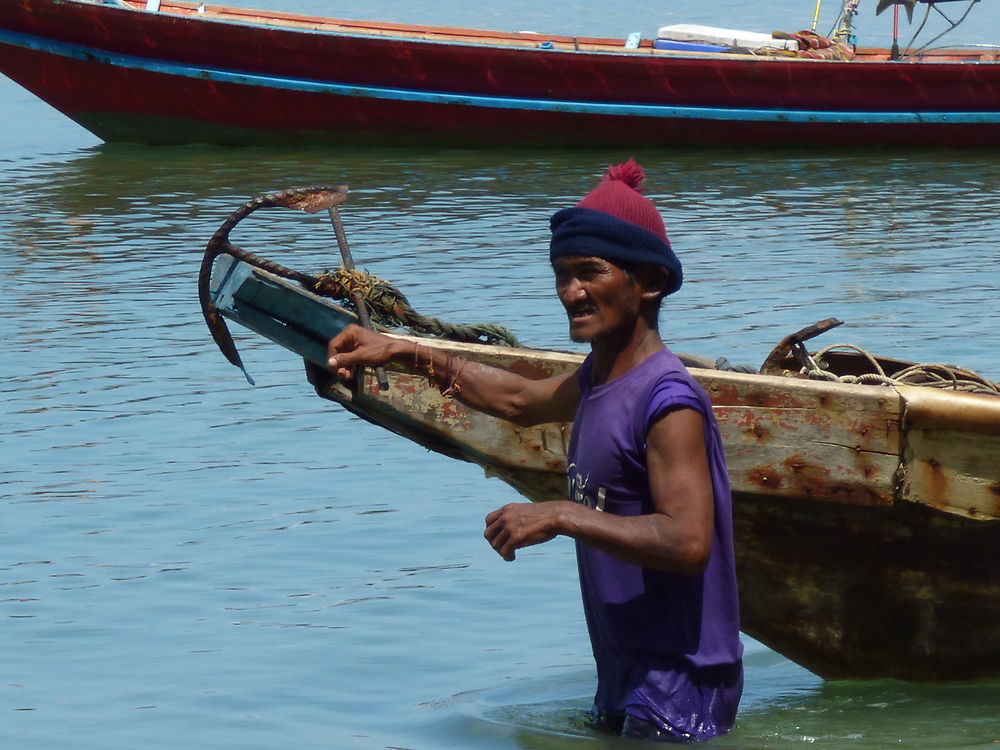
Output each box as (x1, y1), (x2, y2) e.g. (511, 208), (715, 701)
(2, 138), (999, 749)
(733, 677), (1000, 749)
(7, 144), (1000, 372)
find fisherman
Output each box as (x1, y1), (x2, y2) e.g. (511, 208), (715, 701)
(325, 160), (743, 742)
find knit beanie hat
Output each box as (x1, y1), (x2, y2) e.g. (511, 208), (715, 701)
(549, 159), (683, 296)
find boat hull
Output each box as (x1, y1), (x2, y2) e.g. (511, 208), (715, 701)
(209, 256), (1000, 681)
(4, 0), (1000, 146)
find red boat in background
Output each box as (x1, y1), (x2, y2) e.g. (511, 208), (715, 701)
(1, 0), (999, 146)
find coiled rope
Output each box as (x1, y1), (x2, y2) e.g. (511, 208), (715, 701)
(800, 343), (1000, 396)
(311, 267), (521, 347)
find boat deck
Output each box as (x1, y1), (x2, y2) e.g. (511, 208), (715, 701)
(120, 0), (1000, 62)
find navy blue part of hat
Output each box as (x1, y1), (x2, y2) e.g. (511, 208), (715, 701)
(549, 207), (683, 296)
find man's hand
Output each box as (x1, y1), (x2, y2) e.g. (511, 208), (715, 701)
(484, 502), (569, 561)
(327, 324), (402, 380)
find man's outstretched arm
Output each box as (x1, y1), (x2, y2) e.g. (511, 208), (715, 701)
(326, 324), (580, 427)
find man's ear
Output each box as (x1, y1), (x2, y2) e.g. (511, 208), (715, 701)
(635, 265), (669, 301)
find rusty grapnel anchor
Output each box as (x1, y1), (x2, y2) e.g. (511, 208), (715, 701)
(198, 185), (522, 385)
(198, 185), (351, 385)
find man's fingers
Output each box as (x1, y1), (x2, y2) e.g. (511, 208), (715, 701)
(327, 355), (353, 379)
(484, 521), (508, 557)
(484, 510), (519, 561)
(483, 519), (502, 545)
(327, 350), (351, 371)
(326, 324), (366, 373)
(328, 344), (367, 379)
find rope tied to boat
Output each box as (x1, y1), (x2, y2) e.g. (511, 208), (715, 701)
(800, 343), (1000, 395)
(313, 267), (411, 328)
(760, 319), (1000, 395)
(312, 266), (521, 346)
(757, 29), (856, 60)
(199, 186), (521, 382)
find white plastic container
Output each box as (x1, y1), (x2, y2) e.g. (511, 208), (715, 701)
(657, 24), (799, 52)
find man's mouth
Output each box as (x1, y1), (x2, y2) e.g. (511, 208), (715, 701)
(568, 306), (596, 320)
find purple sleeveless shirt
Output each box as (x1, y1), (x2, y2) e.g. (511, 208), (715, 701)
(567, 348), (743, 741)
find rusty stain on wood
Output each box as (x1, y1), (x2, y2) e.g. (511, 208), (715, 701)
(897, 385), (1000, 520)
(748, 465), (782, 489)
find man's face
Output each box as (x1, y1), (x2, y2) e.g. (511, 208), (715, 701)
(552, 255), (642, 343)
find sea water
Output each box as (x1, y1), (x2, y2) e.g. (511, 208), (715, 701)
(2, 1), (1000, 748)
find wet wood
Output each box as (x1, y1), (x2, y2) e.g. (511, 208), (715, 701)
(706, 374), (901, 507)
(733, 492), (1000, 681)
(897, 385), (1000, 520)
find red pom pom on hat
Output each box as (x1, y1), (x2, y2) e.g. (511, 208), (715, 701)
(604, 159), (647, 192)
(575, 158), (668, 241)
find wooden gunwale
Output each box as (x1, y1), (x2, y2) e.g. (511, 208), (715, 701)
(117, 0), (995, 63)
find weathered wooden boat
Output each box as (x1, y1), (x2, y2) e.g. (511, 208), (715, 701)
(4, 0), (1000, 146)
(200, 189), (1000, 683)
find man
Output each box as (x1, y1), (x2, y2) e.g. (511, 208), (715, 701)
(326, 160), (743, 742)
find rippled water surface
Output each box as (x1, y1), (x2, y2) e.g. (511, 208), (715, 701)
(2, 1), (1000, 747)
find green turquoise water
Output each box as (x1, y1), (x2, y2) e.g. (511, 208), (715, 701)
(2, 1), (1000, 747)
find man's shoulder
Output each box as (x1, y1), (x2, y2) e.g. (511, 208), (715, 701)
(649, 349), (702, 392)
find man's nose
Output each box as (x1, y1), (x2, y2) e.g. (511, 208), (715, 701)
(559, 278), (586, 303)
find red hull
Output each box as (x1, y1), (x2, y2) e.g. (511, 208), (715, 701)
(3, 0), (1000, 146)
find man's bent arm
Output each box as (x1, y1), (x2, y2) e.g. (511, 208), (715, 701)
(484, 407), (714, 573)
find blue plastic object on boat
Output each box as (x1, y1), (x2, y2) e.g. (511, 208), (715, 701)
(653, 39), (729, 53)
